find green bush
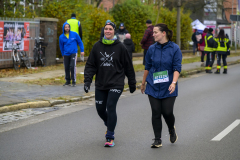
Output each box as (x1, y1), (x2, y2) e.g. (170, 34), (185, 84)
(110, 0), (153, 52)
(152, 7), (192, 50)
(79, 6), (113, 56)
(42, 0), (113, 57)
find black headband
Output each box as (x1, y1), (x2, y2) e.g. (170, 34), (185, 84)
(105, 22), (116, 30)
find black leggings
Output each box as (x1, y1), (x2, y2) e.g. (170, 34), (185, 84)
(95, 89), (123, 132)
(148, 95), (176, 139)
(201, 51), (205, 62)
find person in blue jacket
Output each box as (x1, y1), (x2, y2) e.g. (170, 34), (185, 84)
(141, 23), (182, 148)
(59, 22), (84, 87)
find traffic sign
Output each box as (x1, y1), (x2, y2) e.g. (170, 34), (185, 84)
(230, 15), (240, 21)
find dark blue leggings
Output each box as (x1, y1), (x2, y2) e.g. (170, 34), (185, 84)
(95, 89), (123, 132)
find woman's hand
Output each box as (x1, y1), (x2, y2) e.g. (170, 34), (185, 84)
(141, 84), (146, 94)
(168, 83), (176, 94)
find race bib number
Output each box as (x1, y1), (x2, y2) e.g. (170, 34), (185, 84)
(153, 70), (169, 84)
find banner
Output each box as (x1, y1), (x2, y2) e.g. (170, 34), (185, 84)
(0, 21), (3, 52)
(0, 21), (30, 52)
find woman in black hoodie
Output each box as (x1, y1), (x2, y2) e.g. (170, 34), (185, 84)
(123, 33), (135, 60)
(84, 22), (136, 147)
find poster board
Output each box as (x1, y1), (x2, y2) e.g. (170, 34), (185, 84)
(0, 21), (30, 52)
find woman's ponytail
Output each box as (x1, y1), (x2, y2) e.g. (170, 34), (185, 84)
(167, 29), (173, 41)
(155, 23), (173, 41)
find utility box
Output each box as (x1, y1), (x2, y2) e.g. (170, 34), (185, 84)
(34, 17), (58, 66)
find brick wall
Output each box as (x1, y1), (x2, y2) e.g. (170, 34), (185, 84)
(99, 0), (119, 11)
(224, 0), (238, 22)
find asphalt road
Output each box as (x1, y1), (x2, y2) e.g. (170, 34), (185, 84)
(1, 64), (240, 160)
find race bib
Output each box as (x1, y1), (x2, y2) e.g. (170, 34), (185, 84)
(153, 70), (169, 84)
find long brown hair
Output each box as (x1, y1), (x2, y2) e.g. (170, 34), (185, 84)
(203, 28), (208, 33)
(217, 29), (226, 40)
(154, 23), (173, 41)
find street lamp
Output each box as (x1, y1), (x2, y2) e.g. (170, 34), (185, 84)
(177, 0), (181, 48)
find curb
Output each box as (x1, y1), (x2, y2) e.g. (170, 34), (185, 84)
(0, 94), (96, 114)
(183, 60), (240, 76)
(0, 60), (240, 114)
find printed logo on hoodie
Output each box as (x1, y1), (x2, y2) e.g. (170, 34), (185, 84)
(100, 52), (115, 67)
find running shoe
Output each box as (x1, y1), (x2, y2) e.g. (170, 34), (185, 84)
(63, 82), (71, 86)
(151, 138), (162, 148)
(72, 82), (76, 87)
(169, 126), (178, 143)
(104, 139), (115, 147)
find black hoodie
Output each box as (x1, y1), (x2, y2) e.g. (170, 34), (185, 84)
(84, 39), (136, 90)
(123, 39), (135, 59)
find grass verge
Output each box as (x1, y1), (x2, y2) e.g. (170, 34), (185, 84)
(0, 61), (86, 78)
(4, 52), (240, 85)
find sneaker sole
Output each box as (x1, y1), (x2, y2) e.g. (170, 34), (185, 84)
(104, 142), (115, 147)
(151, 144), (162, 148)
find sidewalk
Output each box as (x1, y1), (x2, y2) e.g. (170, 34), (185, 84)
(1, 56), (240, 111)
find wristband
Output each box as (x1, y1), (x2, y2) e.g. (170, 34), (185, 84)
(172, 81), (177, 84)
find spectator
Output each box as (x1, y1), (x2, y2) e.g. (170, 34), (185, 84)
(59, 22), (84, 87)
(199, 28), (208, 66)
(116, 23), (129, 42)
(204, 28), (217, 73)
(67, 13), (83, 40)
(191, 29), (198, 55)
(140, 20), (154, 65)
(214, 29), (230, 74)
(123, 33), (135, 60)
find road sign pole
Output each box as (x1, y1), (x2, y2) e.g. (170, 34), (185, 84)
(236, 16), (238, 53)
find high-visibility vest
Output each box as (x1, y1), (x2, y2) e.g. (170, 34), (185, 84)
(215, 38), (229, 52)
(204, 34), (214, 52)
(67, 19), (80, 34)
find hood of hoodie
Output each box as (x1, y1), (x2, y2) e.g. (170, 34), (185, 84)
(124, 39), (133, 45)
(62, 22), (71, 34)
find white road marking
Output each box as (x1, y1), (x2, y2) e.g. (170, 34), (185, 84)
(211, 119), (240, 141)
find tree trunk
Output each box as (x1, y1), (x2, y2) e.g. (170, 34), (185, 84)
(176, 0), (181, 48)
(0, 0), (4, 16)
(96, 0), (103, 8)
(155, 0), (161, 24)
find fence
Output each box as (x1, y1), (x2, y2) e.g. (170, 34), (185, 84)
(0, 17), (40, 69)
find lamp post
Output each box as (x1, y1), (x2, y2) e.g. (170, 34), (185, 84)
(176, 0), (181, 48)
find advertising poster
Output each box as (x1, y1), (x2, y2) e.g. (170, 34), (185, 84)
(0, 21), (3, 52)
(0, 21), (29, 52)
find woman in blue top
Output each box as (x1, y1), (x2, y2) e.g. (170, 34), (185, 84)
(141, 23), (182, 148)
